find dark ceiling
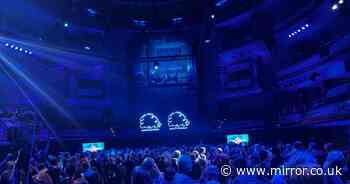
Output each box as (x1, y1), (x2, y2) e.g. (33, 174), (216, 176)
(29, 0), (265, 30)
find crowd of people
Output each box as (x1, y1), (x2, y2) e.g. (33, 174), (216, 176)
(0, 141), (349, 184)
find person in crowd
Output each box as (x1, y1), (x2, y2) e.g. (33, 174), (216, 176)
(174, 155), (195, 184)
(32, 163), (53, 184)
(131, 157), (160, 184)
(200, 165), (220, 184)
(1, 140), (350, 184)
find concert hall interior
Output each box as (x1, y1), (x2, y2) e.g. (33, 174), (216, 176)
(1, 0), (350, 184)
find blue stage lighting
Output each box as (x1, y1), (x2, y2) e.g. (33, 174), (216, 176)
(5, 43), (9, 47)
(339, 0), (344, 4)
(204, 39), (211, 43)
(153, 62), (159, 70)
(211, 14), (215, 19)
(216, 0), (228, 7)
(24, 50), (28, 54)
(302, 26), (305, 30)
(10, 45), (14, 48)
(19, 48), (23, 52)
(15, 46), (18, 50)
(133, 20), (146, 26)
(64, 22), (69, 28)
(172, 17), (183, 22)
(297, 29), (301, 32)
(28, 51), (32, 55)
(288, 35), (292, 38)
(305, 24), (309, 27)
(332, 4), (339, 10)
(87, 8), (97, 16)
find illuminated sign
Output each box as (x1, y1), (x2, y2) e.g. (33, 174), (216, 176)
(168, 111), (190, 130)
(139, 113), (162, 132)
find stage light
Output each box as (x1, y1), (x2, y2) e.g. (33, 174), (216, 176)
(133, 20), (146, 26)
(28, 51), (32, 55)
(172, 17), (183, 22)
(15, 46), (18, 50)
(339, 0), (344, 4)
(288, 24), (310, 38)
(204, 39), (211, 43)
(5, 43), (9, 47)
(19, 48), (23, 52)
(87, 8), (97, 16)
(24, 50), (28, 54)
(332, 4), (339, 10)
(153, 62), (159, 70)
(64, 22), (69, 28)
(216, 0), (228, 7)
(211, 14), (215, 19)
(84, 46), (91, 50)
(10, 45), (14, 48)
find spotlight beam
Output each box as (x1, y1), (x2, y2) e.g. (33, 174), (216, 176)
(0, 57), (60, 141)
(0, 35), (108, 71)
(0, 53), (79, 128)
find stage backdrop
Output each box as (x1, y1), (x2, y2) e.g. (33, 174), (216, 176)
(130, 35), (198, 133)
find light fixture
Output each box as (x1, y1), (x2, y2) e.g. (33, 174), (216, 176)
(204, 39), (211, 43)
(288, 24), (310, 38)
(211, 14), (215, 19)
(172, 17), (183, 22)
(332, 4), (339, 10)
(153, 62), (159, 70)
(64, 22), (69, 28)
(338, 0), (344, 4)
(133, 20), (146, 26)
(87, 8), (97, 16)
(216, 0), (228, 7)
(5, 43), (9, 47)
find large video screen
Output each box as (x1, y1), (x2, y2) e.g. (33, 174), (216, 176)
(82, 142), (104, 152)
(227, 134), (249, 145)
